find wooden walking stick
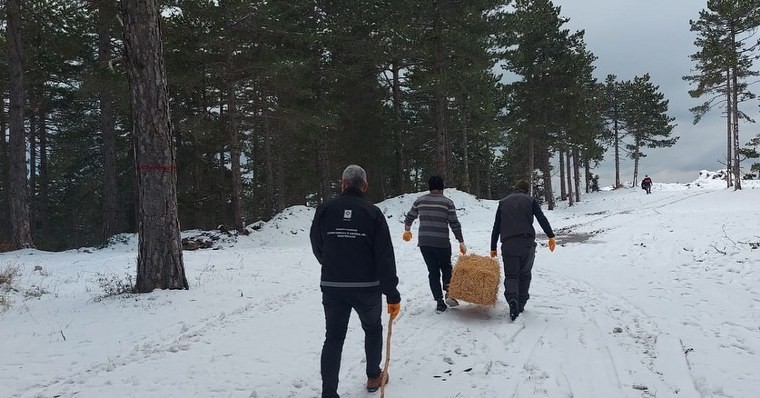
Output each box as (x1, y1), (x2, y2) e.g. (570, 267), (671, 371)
(380, 315), (394, 398)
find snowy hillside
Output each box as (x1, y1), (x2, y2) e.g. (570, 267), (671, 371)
(1, 174), (759, 398)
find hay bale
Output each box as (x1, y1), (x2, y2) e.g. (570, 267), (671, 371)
(448, 254), (501, 306)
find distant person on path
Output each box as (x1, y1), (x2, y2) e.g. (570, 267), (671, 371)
(310, 164), (401, 397)
(403, 175), (466, 313)
(490, 179), (556, 321)
(641, 175), (653, 194)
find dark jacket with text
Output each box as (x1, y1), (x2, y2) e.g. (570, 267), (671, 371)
(310, 188), (401, 304)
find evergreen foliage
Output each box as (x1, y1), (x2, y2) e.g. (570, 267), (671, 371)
(495, 0), (604, 207)
(685, 0), (760, 189)
(622, 74), (678, 186)
(0, 0), (683, 250)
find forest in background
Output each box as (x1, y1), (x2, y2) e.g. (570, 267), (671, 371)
(7, 0), (758, 252)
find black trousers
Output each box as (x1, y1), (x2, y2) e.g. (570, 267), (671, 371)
(420, 246), (453, 301)
(501, 238), (537, 308)
(321, 290), (383, 398)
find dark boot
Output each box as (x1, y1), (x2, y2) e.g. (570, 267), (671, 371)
(436, 299), (447, 313)
(508, 299), (519, 321)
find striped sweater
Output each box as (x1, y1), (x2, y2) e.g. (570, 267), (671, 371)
(404, 191), (464, 248)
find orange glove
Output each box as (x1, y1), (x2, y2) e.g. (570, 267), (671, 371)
(402, 231), (412, 242)
(548, 237), (556, 252)
(459, 242), (467, 255)
(387, 303), (400, 320)
(490, 250), (497, 258)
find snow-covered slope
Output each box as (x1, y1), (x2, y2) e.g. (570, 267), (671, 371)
(1, 175), (758, 398)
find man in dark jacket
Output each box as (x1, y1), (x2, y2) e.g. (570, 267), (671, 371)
(310, 164), (401, 398)
(490, 180), (556, 321)
(641, 175), (653, 194)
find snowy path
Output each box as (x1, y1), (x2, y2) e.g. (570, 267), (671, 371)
(6, 235), (679, 398)
(547, 188), (760, 398)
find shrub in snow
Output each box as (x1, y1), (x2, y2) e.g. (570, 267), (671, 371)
(0, 264), (21, 311)
(93, 272), (135, 301)
(0, 264), (20, 287)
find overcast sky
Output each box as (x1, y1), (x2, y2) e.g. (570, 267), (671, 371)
(554, 0), (752, 185)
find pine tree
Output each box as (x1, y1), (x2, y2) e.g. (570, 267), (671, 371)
(94, 0), (125, 241)
(0, 18), (10, 244)
(404, 0), (503, 184)
(497, 0), (598, 208)
(685, 0), (760, 190)
(623, 74), (678, 186)
(602, 75), (628, 188)
(122, 0), (188, 291)
(6, 0), (33, 249)
(561, 43), (604, 203)
(739, 134), (760, 178)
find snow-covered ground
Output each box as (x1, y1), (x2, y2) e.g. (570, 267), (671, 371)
(1, 173), (759, 398)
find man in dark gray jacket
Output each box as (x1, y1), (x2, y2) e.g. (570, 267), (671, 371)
(310, 165), (401, 397)
(490, 180), (556, 321)
(403, 175), (466, 313)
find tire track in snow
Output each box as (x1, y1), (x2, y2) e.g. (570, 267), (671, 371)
(516, 268), (697, 397)
(553, 190), (714, 242)
(430, 264), (691, 398)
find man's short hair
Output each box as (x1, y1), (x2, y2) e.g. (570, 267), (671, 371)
(428, 175), (445, 191)
(515, 179), (530, 193)
(342, 164), (367, 189)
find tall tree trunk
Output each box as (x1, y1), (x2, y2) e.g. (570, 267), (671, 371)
(190, 114), (203, 228)
(730, 52), (741, 190)
(318, 135), (332, 200)
(614, 117), (621, 188)
(433, 14), (448, 179)
(391, 61), (405, 194)
(224, 2), (244, 230)
(264, 115), (277, 218)
(461, 119), (470, 191)
(226, 82), (243, 230)
(217, 99), (227, 224)
(565, 150), (573, 206)
(7, 0), (33, 249)
(312, 44), (332, 201)
(584, 158), (591, 194)
(558, 150), (566, 200)
(573, 147), (581, 203)
(219, 148), (226, 223)
(542, 150), (554, 210)
(227, 85), (243, 231)
(434, 92), (448, 178)
(460, 97), (470, 191)
(484, 138), (492, 198)
(276, 129), (286, 213)
(632, 137), (641, 187)
(0, 100), (8, 241)
(29, 105), (37, 233)
(122, 0), (187, 292)
(39, 108), (49, 237)
(474, 139), (482, 196)
(527, 135), (535, 194)
(725, 69), (732, 188)
(98, 0), (122, 241)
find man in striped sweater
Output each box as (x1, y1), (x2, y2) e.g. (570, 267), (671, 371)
(403, 175), (466, 312)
